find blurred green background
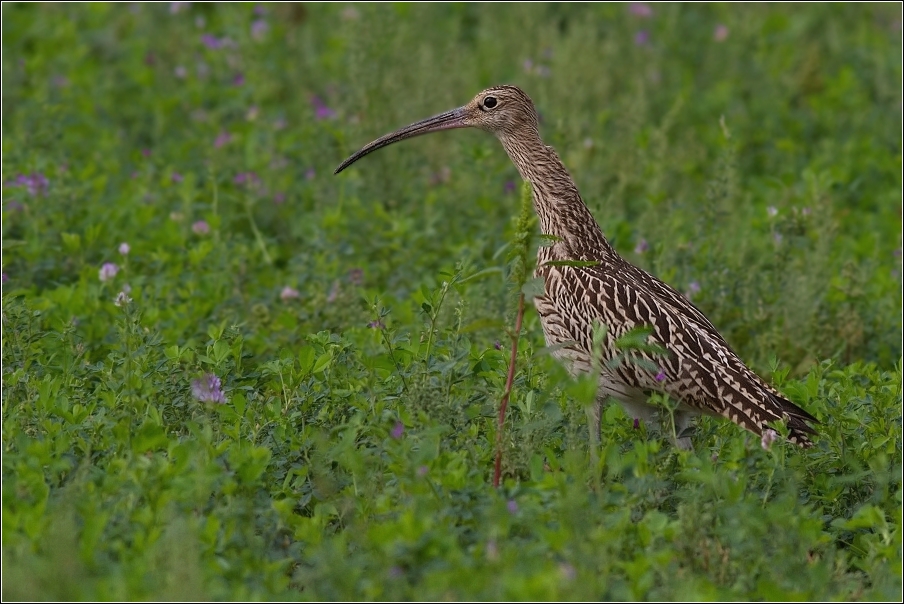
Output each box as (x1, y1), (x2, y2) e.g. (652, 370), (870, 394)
(2, 3), (901, 600)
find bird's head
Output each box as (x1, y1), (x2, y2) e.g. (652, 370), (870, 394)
(334, 85), (539, 174)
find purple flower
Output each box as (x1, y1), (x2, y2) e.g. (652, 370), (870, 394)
(280, 286), (300, 301)
(634, 30), (650, 46)
(760, 429), (778, 451)
(686, 281), (701, 298)
(234, 172), (261, 187)
(174, 65), (187, 79)
(273, 191), (286, 205)
(98, 262), (119, 282)
(634, 238), (649, 254)
(348, 268), (364, 286)
(171, 171), (184, 183)
(304, 167), (316, 181)
(5, 173), (49, 196)
(629, 3), (653, 17)
(118, 242), (130, 256)
(2, 273), (8, 284)
(368, 319), (385, 330)
(201, 34), (224, 49)
(390, 421), (404, 439)
(27, 173), (48, 196)
(251, 19), (269, 40)
(311, 95), (336, 120)
(170, 2), (191, 14)
(141, 148), (152, 158)
(253, 4), (267, 15)
(655, 368), (666, 382)
(633, 417), (641, 429)
(494, 340), (502, 350)
(417, 465), (429, 477)
(232, 73), (245, 87)
(192, 220), (210, 235)
(506, 499), (518, 514)
(504, 180), (516, 194)
(713, 24), (729, 42)
(6, 200), (24, 212)
(192, 373), (226, 404)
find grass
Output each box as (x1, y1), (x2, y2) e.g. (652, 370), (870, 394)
(2, 3), (902, 600)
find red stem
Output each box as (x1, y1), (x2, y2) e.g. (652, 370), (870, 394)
(494, 292), (525, 488)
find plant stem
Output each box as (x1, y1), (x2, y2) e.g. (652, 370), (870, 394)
(494, 291), (525, 489)
(379, 323), (409, 394)
(245, 194), (272, 265)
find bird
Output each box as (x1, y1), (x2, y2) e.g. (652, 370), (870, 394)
(334, 85), (818, 449)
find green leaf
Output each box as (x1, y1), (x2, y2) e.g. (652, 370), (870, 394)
(60, 232), (81, 252)
(132, 422), (169, 453)
(207, 323), (225, 341)
(840, 504), (887, 531)
(298, 345), (315, 373)
(312, 352), (333, 374)
(212, 340), (230, 363)
(459, 266), (504, 284)
(522, 277), (546, 300)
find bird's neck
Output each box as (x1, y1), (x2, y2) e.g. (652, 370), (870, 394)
(497, 129), (619, 262)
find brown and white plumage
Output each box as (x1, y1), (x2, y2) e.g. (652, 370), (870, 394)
(335, 85), (818, 448)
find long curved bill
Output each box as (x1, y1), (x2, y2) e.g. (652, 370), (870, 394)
(334, 107), (468, 174)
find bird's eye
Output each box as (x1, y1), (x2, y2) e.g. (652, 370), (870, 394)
(483, 96), (497, 109)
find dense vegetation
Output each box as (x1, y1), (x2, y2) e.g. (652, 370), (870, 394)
(2, 3), (901, 600)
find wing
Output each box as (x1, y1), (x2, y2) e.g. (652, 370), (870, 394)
(542, 262), (818, 445)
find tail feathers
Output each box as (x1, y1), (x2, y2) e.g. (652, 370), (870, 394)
(771, 393), (819, 447)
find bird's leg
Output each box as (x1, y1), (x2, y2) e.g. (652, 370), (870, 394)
(672, 410), (695, 451)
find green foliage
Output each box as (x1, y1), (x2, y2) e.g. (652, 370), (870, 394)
(2, 3), (901, 601)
